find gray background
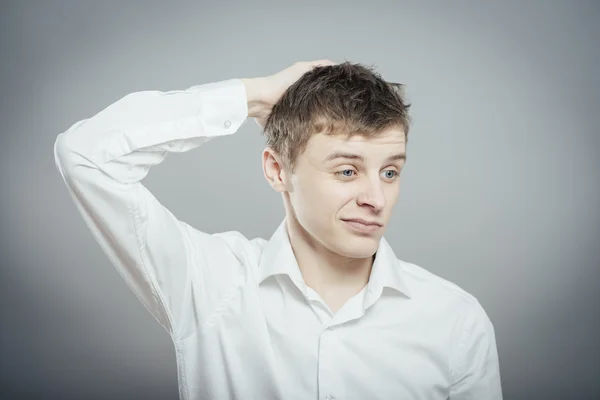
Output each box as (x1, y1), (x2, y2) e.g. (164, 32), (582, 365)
(1, 0), (598, 399)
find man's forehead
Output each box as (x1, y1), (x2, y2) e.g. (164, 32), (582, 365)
(307, 129), (406, 158)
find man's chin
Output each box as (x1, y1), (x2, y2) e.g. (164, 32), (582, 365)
(336, 235), (380, 258)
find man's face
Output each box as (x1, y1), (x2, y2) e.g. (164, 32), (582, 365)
(286, 127), (407, 259)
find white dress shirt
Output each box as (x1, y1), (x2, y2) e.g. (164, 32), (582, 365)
(53, 78), (503, 400)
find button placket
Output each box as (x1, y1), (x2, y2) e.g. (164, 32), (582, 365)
(318, 328), (339, 400)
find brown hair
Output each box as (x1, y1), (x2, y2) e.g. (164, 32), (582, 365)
(263, 61), (412, 172)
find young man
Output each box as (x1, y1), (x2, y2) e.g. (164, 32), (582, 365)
(54, 60), (502, 399)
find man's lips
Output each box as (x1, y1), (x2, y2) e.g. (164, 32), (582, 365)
(341, 218), (383, 227)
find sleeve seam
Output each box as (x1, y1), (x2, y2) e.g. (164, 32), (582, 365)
(449, 308), (470, 389)
(130, 185), (177, 338)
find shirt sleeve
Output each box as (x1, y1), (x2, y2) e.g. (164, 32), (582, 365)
(449, 300), (504, 399)
(53, 79), (250, 340)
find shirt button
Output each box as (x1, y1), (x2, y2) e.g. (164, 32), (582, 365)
(224, 120), (231, 128)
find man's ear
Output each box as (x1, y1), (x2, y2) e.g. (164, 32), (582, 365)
(262, 147), (291, 193)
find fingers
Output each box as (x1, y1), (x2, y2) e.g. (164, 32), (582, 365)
(312, 59), (337, 67)
(298, 59), (337, 68)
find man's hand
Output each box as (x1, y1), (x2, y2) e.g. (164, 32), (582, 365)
(241, 59), (337, 129)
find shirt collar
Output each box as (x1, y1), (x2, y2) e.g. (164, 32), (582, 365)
(257, 218), (412, 299)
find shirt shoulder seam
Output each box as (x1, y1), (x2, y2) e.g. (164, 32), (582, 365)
(400, 260), (481, 308)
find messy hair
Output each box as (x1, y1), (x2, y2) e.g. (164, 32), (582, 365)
(263, 61), (412, 172)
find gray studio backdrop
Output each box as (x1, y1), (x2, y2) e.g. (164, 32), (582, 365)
(1, 1), (598, 399)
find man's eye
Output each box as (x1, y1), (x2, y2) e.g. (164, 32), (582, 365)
(337, 169), (356, 178)
(382, 170), (398, 179)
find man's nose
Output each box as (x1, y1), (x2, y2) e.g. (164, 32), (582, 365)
(357, 179), (386, 211)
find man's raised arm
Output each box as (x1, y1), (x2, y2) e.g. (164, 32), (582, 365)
(53, 60), (335, 340)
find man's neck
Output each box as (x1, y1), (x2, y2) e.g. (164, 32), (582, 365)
(285, 217), (374, 311)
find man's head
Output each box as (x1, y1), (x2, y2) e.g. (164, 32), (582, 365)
(261, 62), (411, 259)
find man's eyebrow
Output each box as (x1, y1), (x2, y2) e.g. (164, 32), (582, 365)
(324, 152), (406, 163)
